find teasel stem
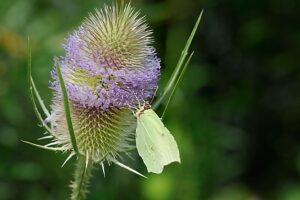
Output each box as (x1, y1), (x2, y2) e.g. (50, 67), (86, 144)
(70, 156), (93, 200)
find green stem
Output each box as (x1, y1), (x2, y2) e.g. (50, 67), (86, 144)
(70, 156), (93, 200)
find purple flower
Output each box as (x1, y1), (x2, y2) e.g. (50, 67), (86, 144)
(48, 4), (161, 163)
(51, 5), (160, 111)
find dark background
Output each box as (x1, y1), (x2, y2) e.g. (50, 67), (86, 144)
(1, 0), (300, 199)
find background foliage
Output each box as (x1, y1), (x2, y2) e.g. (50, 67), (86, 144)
(1, 0), (300, 199)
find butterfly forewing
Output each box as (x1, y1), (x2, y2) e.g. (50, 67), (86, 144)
(136, 108), (180, 174)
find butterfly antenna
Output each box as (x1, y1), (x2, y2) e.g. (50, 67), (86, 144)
(150, 87), (159, 104)
(133, 92), (141, 108)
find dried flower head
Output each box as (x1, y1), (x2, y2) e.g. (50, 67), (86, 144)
(48, 3), (160, 164)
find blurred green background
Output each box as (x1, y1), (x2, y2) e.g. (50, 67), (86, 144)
(1, 0), (300, 199)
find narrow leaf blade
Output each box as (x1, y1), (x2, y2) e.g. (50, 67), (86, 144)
(161, 52), (194, 118)
(27, 37), (50, 117)
(153, 10), (203, 109)
(27, 38), (56, 135)
(55, 61), (79, 155)
(22, 140), (63, 151)
(31, 76), (50, 117)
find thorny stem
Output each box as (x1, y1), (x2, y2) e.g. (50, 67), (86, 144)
(70, 156), (93, 200)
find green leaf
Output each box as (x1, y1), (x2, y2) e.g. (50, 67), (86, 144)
(55, 60), (79, 155)
(22, 140), (63, 151)
(29, 77), (54, 134)
(27, 38), (50, 117)
(152, 10), (203, 110)
(27, 37), (56, 136)
(30, 76), (50, 117)
(161, 52), (194, 119)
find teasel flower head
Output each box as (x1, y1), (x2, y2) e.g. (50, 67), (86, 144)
(47, 3), (160, 165)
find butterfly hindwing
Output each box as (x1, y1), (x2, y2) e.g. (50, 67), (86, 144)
(136, 108), (180, 174)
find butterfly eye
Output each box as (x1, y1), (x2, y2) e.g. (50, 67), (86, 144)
(144, 101), (151, 110)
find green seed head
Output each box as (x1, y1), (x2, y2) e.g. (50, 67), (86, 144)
(51, 99), (135, 161)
